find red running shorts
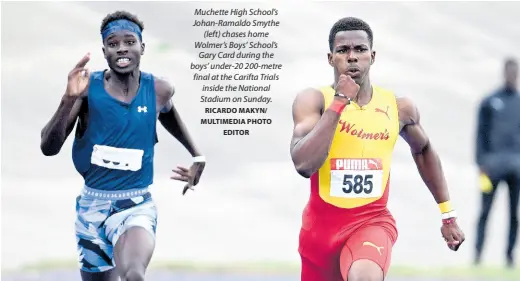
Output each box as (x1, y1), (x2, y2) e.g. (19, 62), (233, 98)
(299, 213), (398, 281)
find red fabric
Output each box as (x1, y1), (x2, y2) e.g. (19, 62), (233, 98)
(298, 173), (398, 281)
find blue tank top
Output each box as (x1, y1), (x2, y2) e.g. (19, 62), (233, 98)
(72, 70), (157, 191)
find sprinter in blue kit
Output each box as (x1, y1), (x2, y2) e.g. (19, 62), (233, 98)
(40, 11), (206, 281)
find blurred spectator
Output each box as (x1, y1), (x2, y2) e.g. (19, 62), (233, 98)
(475, 58), (519, 268)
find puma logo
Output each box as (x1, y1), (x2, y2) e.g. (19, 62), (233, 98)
(375, 106), (390, 120)
(362, 241), (384, 255)
(368, 159), (379, 169)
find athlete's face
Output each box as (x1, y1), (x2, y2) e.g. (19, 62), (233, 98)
(102, 30), (145, 74)
(328, 30), (375, 85)
(505, 62), (518, 89)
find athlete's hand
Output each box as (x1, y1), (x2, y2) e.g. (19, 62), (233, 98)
(335, 74), (360, 101)
(171, 161), (206, 195)
(441, 218), (465, 251)
(66, 53), (91, 97)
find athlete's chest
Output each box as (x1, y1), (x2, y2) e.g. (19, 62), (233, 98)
(104, 83), (139, 104)
(88, 91), (156, 129)
(334, 100), (399, 146)
(104, 85), (164, 116)
(325, 101), (398, 203)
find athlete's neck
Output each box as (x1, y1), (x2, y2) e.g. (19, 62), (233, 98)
(107, 69), (140, 90)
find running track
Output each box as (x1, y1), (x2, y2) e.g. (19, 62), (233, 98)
(0, 270), (501, 281)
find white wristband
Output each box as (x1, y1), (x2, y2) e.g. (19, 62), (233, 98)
(441, 210), (457, 220)
(193, 156), (206, 163)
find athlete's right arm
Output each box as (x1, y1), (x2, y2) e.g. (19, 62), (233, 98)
(40, 95), (85, 156)
(290, 88), (348, 178)
(40, 53), (91, 156)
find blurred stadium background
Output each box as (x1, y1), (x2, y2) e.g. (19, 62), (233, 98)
(1, 1), (519, 280)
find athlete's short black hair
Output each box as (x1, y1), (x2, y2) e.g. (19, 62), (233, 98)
(328, 17), (373, 51)
(100, 10), (144, 34)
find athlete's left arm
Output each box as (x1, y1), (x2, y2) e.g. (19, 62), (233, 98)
(397, 96), (465, 251)
(397, 97), (449, 203)
(155, 78), (205, 194)
(156, 78), (202, 157)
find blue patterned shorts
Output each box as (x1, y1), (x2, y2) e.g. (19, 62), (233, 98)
(75, 186), (158, 273)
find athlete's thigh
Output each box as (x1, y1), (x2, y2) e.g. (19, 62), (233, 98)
(340, 224), (394, 280)
(299, 227), (343, 281)
(113, 225), (156, 274)
(106, 196), (158, 272)
(75, 195), (115, 275)
(301, 255), (342, 281)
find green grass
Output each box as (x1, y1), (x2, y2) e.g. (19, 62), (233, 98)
(5, 259), (519, 280)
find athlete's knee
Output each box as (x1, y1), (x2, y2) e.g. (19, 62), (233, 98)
(346, 259), (383, 281)
(120, 267), (145, 281)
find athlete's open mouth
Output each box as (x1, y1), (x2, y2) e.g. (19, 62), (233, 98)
(346, 66), (361, 76)
(116, 57), (132, 68)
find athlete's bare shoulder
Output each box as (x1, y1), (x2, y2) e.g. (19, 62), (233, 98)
(292, 87), (325, 120)
(154, 76), (174, 98)
(396, 96), (430, 153)
(154, 76), (175, 111)
(396, 96), (420, 131)
(291, 87), (325, 149)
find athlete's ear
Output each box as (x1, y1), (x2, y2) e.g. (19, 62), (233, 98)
(141, 42), (145, 56)
(328, 52), (334, 67)
(371, 50), (376, 65)
(102, 46), (107, 60)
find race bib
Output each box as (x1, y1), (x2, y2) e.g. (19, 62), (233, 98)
(91, 145), (144, 171)
(329, 158), (383, 199)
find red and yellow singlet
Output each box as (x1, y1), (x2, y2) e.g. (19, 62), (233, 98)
(307, 85), (400, 220)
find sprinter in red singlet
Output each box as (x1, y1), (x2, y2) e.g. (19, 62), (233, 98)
(290, 17), (465, 281)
